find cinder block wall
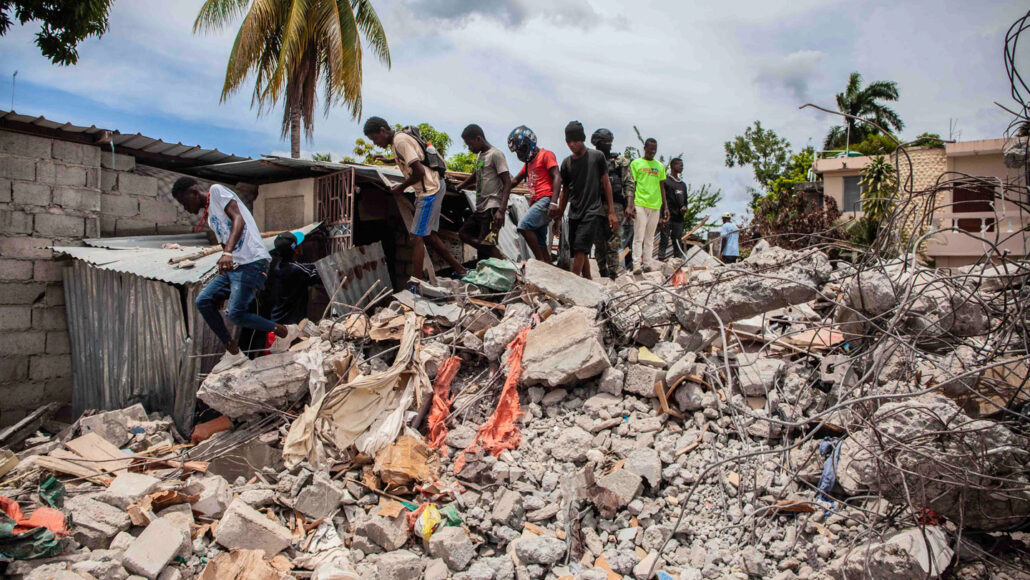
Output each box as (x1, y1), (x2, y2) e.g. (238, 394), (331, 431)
(0, 128), (200, 426)
(892, 146), (948, 239)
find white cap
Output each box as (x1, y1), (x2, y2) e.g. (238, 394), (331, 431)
(722, 212), (734, 219)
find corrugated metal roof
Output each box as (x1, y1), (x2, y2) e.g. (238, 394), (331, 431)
(0, 110), (249, 166)
(55, 222), (322, 285)
(193, 155), (405, 184)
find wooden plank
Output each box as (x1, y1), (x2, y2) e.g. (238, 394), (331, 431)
(36, 454), (109, 483)
(0, 403), (59, 448)
(65, 432), (134, 474)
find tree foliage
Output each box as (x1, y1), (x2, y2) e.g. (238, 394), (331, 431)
(823, 72), (903, 150)
(750, 190), (843, 250)
(447, 151), (476, 172)
(850, 134), (898, 156)
(194, 0), (390, 158)
(0, 0), (113, 65)
(859, 155), (897, 225)
(683, 184), (722, 231)
(910, 132), (944, 148)
(724, 121), (792, 208)
(311, 152), (332, 162)
(766, 147), (815, 199)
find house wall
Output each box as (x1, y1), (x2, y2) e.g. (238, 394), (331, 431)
(253, 178), (316, 231)
(822, 170), (863, 217)
(0, 128), (205, 426)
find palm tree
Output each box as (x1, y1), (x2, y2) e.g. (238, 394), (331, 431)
(195, 0), (390, 158)
(823, 72), (903, 151)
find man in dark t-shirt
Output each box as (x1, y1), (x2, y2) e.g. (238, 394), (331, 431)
(549, 121), (618, 280)
(659, 157), (689, 260)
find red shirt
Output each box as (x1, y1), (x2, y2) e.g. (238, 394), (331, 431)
(517, 148), (559, 204)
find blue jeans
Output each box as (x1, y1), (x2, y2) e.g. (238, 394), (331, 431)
(196, 259), (275, 346)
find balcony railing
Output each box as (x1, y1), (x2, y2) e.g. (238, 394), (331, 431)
(927, 211), (1030, 257)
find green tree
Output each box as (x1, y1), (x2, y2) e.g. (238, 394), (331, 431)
(859, 155), (897, 224)
(909, 132), (944, 148)
(447, 151), (476, 172)
(724, 121), (792, 208)
(682, 184), (722, 231)
(850, 134), (898, 156)
(766, 147), (816, 199)
(195, 0), (390, 159)
(823, 72), (903, 150)
(312, 152), (332, 162)
(0, 0), (114, 65)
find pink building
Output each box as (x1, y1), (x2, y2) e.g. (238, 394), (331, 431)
(813, 138), (1029, 267)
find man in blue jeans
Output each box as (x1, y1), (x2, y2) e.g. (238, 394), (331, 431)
(507, 126), (559, 262)
(171, 177), (289, 372)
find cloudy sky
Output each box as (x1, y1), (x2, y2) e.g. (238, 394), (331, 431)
(1, 0), (1026, 215)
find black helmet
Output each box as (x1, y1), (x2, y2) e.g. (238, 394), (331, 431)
(590, 128), (614, 146)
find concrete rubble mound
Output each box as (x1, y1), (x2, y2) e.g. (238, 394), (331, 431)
(3, 246), (1029, 580)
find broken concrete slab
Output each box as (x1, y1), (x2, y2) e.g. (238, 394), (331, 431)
(376, 550), (424, 580)
(828, 526), (952, 579)
(624, 448), (662, 488)
(66, 495), (132, 550)
(79, 404), (149, 448)
(197, 350), (313, 418)
(735, 353), (785, 396)
(483, 303), (534, 361)
(122, 517), (190, 579)
(100, 472), (161, 509)
(514, 535), (566, 565)
(353, 505), (410, 551)
(427, 525), (475, 571)
(186, 474), (231, 519)
(594, 470), (643, 512)
(624, 364), (662, 398)
(214, 498), (292, 555)
(491, 488), (526, 529)
(293, 471), (346, 519)
(520, 306), (610, 387)
(524, 259), (611, 308)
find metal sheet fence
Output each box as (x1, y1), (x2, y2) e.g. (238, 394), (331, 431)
(314, 242), (391, 317)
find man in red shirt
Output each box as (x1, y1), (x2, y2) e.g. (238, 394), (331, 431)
(507, 126), (560, 261)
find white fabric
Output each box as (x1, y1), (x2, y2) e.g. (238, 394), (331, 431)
(632, 205), (662, 269)
(207, 184), (271, 266)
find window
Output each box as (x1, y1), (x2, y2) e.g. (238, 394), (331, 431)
(952, 180), (996, 233)
(842, 176), (862, 213)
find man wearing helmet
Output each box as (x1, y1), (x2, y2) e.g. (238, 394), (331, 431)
(590, 128), (636, 279)
(507, 125), (560, 262)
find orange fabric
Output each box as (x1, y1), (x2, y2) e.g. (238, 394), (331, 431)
(426, 357), (461, 456)
(454, 328), (528, 474)
(0, 496), (68, 536)
(670, 269), (687, 287)
(191, 415), (233, 445)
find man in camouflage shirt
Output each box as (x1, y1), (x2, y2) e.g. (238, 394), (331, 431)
(591, 128), (636, 279)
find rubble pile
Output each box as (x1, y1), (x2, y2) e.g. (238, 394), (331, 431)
(2, 249), (1029, 580)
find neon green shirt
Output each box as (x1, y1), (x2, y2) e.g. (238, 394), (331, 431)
(630, 158), (666, 209)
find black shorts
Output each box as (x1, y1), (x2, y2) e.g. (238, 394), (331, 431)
(568, 216), (606, 254)
(459, 209), (497, 244)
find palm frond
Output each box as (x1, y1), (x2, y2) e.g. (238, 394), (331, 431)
(194, 0), (251, 33)
(351, 0), (390, 66)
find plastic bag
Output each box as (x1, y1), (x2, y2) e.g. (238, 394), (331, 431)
(461, 258), (518, 292)
(414, 504), (442, 543)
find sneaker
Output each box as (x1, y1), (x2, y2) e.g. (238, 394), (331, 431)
(212, 349), (248, 373)
(269, 325), (301, 353)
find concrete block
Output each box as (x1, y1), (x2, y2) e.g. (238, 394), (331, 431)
(30, 354), (71, 380)
(188, 474), (232, 518)
(116, 217), (157, 235)
(45, 331), (71, 354)
(0, 305), (32, 330)
(100, 472), (161, 509)
(33, 259), (67, 282)
(0, 131), (52, 158)
(0, 177), (9, 202)
(520, 306), (611, 387)
(53, 186), (101, 211)
(101, 168), (118, 191)
(623, 364), (662, 398)
(45, 284), (64, 306)
(66, 495), (132, 550)
(0, 236), (52, 260)
(0, 259), (34, 281)
(123, 517), (190, 579)
(0, 282), (45, 303)
(1, 156), (36, 181)
(524, 259), (610, 307)
(735, 353), (785, 396)
(293, 471), (345, 519)
(12, 181), (51, 205)
(214, 498), (291, 555)
(85, 167), (100, 188)
(0, 355), (29, 382)
(138, 197), (178, 223)
(80, 404), (148, 447)
(32, 306), (66, 330)
(101, 152), (135, 171)
(85, 215), (99, 237)
(101, 214), (117, 235)
(119, 172), (158, 197)
(101, 193), (139, 217)
(0, 210), (34, 234)
(43, 376), (72, 402)
(0, 330), (45, 354)
(594, 470), (643, 513)
(52, 140), (100, 166)
(35, 160), (55, 183)
(35, 213), (84, 237)
(491, 488), (525, 529)
(1, 380), (44, 411)
(427, 525), (475, 571)
(377, 550), (424, 580)
(353, 506), (410, 551)
(53, 163), (87, 187)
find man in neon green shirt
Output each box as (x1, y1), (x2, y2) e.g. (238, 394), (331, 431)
(628, 138), (668, 273)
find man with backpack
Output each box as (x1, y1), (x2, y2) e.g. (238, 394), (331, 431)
(363, 117), (468, 280)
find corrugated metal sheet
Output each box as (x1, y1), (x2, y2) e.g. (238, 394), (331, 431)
(54, 223), (322, 285)
(0, 110), (248, 165)
(64, 261), (199, 432)
(194, 156), (404, 184)
(315, 242), (391, 316)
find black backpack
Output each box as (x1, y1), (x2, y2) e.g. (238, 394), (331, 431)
(397, 126), (448, 183)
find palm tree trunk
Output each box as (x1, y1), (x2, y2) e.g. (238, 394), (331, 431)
(290, 106), (301, 158)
